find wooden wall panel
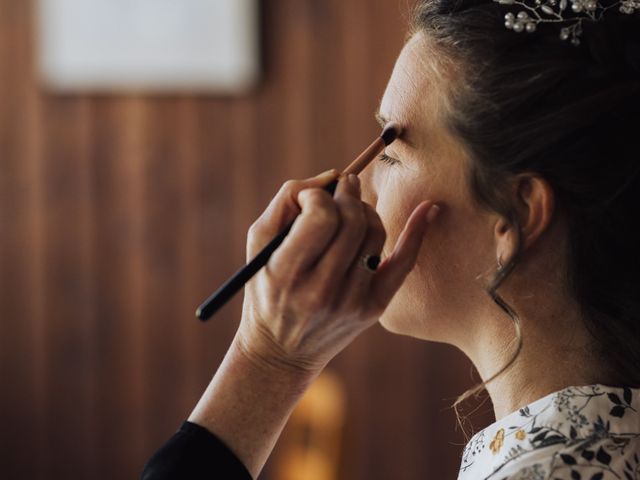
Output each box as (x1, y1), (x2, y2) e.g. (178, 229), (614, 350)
(0, 1), (494, 479)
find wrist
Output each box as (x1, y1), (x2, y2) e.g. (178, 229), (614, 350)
(188, 329), (322, 477)
(232, 326), (324, 386)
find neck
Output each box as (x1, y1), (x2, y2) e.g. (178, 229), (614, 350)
(455, 217), (618, 420)
(462, 290), (608, 420)
(479, 342), (598, 420)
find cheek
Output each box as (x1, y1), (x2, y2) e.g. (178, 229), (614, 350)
(377, 191), (496, 340)
(376, 185), (426, 256)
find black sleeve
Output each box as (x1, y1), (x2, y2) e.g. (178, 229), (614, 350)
(141, 421), (253, 480)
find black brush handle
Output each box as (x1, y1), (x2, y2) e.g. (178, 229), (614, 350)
(196, 178), (339, 321)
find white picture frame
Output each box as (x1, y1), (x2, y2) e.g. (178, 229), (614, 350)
(36, 0), (260, 94)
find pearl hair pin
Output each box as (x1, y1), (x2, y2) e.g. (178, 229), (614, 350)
(494, 0), (639, 45)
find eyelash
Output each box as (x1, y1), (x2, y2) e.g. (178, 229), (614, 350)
(378, 153), (400, 166)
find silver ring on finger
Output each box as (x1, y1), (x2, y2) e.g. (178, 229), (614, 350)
(358, 254), (381, 273)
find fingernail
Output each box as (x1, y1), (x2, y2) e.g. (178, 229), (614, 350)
(425, 204), (440, 224)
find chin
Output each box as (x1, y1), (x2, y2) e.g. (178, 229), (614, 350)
(377, 294), (455, 343)
(377, 313), (408, 335)
(376, 280), (424, 336)
(378, 304), (428, 339)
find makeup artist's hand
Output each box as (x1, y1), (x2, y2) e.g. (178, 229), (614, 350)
(235, 169), (440, 376)
(187, 169), (439, 477)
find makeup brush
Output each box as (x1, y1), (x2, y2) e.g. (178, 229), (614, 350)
(196, 123), (401, 321)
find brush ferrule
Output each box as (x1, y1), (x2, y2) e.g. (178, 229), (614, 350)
(381, 122), (401, 146)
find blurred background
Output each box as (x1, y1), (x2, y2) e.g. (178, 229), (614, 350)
(0, 0), (494, 478)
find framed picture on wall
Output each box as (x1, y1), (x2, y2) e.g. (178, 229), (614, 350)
(36, 0), (260, 94)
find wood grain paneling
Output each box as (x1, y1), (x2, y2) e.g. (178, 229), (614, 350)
(0, 1), (493, 479)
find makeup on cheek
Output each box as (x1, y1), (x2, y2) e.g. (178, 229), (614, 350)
(195, 123), (403, 321)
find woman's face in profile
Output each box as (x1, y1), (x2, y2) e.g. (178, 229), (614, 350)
(361, 34), (498, 347)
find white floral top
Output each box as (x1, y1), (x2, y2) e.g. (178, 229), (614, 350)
(458, 385), (640, 479)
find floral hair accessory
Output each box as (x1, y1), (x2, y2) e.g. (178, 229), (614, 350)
(494, 0), (639, 45)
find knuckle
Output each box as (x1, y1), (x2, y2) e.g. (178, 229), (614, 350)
(246, 222), (264, 255)
(304, 190), (338, 222)
(265, 263), (298, 293)
(281, 179), (302, 196)
(247, 220), (261, 239)
(303, 187), (330, 203)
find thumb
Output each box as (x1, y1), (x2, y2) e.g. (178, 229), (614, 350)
(369, 202), (440, 314)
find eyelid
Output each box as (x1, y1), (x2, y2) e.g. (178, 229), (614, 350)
(378, 153), (400, 166)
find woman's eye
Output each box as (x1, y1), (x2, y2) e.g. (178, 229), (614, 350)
(378, 153), (400, 166)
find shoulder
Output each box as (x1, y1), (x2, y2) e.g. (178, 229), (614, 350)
(458, 386), (640, 480)
(497, 434), (640, 480)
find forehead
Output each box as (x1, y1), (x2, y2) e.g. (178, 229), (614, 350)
(378, 33), (449, 149)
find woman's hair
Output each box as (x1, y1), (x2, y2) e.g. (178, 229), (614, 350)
(411, 0), (640, 418)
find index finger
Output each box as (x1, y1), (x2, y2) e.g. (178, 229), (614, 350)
(247, 169), (339, 259)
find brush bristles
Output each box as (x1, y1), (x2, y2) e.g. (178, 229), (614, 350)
(381, 122), (401, 146)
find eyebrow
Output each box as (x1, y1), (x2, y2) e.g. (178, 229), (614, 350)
(374, 109), (413, 147)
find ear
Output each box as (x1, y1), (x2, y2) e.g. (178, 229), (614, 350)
(494, 174), (555, 265)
